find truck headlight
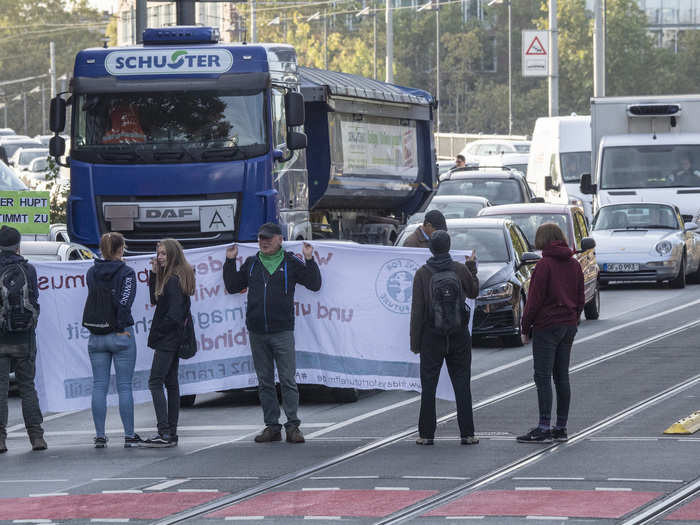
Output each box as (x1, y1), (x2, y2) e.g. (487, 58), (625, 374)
(478, 282), (513, 300)
(655, 241), (673, 256)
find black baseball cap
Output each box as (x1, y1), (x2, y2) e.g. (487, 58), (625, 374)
(424, 209), (447, 230)
(258, 222), (283, 239)
(0, 225), (21, 252)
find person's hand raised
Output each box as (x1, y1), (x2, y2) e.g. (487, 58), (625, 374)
(226, 244), (238, 260)
(302, 242), (314, 261)
(466, 249), (477, 263)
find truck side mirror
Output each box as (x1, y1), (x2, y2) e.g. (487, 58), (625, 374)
(49, 135), (66, 158)
(287, 130), (307, 151)
(50, 97), (66, 133)
(285, 92), (305, 127)
(545, 175), (559, 192)
(580, 173), (597, 194)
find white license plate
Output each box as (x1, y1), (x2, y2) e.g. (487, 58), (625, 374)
(200, 205), (235, 233)
(606, 263), (640, 272)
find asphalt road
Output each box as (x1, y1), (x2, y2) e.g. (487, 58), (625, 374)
(1, 282), (699, 524)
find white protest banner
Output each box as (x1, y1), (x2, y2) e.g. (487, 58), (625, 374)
(33, 242), (475, 413)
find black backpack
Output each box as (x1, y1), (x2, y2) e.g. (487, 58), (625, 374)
(0, 263), (38, 333)
(427, 265), (465, 336)
(82, 277), (117, 335)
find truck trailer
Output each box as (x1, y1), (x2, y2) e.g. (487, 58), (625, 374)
(48, 27), (436, 253)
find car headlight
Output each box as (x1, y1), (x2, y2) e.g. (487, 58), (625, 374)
(655, 241), (673, 256)
(569, 197), (583, 207)
(478, 282), (513, 300)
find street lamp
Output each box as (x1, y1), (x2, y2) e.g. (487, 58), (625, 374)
(488, 0), (512, 135)
(307, 11), (328, 69)
(356, 4), (377, 80)
(417, 0), (440, 133)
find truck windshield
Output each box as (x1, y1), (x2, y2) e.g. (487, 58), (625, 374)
(73, 90), (266, 163)
(560, 151), (590, 183)
(600, 145), (700, 189)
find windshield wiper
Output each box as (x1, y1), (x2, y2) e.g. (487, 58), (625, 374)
(201, 146), (241, 161)
(643, 225), (676, 229)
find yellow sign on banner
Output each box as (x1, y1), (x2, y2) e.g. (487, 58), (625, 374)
(0, 191), (51, 234)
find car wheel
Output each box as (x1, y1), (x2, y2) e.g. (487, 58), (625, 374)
(669, 254), (686, 289)
(503, 295), (527, 347)
(179, 394), (196, 408)
(584, 285), (601, 320)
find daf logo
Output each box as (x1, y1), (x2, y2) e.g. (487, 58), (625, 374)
(143, 208), (194, 221)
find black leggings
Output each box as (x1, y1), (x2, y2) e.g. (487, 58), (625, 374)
(148, 350), (179, 437)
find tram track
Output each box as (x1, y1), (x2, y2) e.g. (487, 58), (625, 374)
(151, 317), (700, 524)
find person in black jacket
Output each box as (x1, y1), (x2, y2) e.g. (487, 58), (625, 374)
(85, 232), (141, 449)
(410, 230), (479, 446)
(0, 226), (45, 453)
(145, 238), (195, 447)
(223, 223), (322, 444)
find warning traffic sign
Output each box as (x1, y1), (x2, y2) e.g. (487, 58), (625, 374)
(522, 30), (549, 77)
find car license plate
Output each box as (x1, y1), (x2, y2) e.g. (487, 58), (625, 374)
(606, 263), (640, 272)
(200, 205), (235, 233)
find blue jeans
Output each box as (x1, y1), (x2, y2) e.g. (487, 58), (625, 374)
(88, 327), (137, 438)
(249, 330), (300, 430)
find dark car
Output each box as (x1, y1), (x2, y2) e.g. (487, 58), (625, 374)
(478, 203), (600, 319)
(437, 167), (544, 206)
(396, 218), (540, 347)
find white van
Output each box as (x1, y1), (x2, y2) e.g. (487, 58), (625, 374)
(527, 116), (593, 220)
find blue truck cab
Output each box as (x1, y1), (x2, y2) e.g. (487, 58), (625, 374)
(50, 26), (436, 252)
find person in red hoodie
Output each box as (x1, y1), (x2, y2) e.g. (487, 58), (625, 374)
(518, 223), (585, 444)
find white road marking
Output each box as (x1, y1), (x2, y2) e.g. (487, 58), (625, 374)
(144, 479), (189, 491)
(13, 520), (54, 523)
(304, 517), (341, 520)
(595, 487), (632, 491)
(445, 517), (485, 520)
(92, 478), (165, 481)
(513, 477), (584, 481)
(311, 476), (379, 480)
(177, 489), (219, 493)
(515, 487), (552, 490)
(101, 490), (142, 494)
(526, 517), (568, 521)
(301, 487), (340, 491)
(589, 437), (659, 441)
(0, 479), (67, 483)
(374, 487), (410, 491)
(5, 411), (80, 433)
(28, 493), (68, 497)
(189, 476), (260, 480)
(90, 520), (130, 523)
(607, 478), (683, 483)
(187, 430), (259, 455)
(402, 476), (470, 480)
(224, 518), (264, 521)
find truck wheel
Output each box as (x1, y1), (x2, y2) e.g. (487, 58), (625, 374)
(584, 286), (601, 320)
(180, 394), (196, 408)
(669, 255), (686, 289)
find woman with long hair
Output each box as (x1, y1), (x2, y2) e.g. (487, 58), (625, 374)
(144, 238), (195, 447)
(85, 232), (142, 448)
(518, 223), (585, 444)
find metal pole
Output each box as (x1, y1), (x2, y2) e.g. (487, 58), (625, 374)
(49, 42), (56, 98)
(593, 0), (604, 96)
(250, 0), (257, 43)
(23, 92), (28, 136)
(41, 83), (46, 134)
(386, 0), (393, 83)
(323, 10), (328, 69)
(548, 0), (558, 116)
(3, 103), (6, 129)
(135, 0), (147, 44)
(508, 0), (512, 134)
(176, 0), (196, 26)
(436, 6), (440, 133)
(373, 4), (377, 79)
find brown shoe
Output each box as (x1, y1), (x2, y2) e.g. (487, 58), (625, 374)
(285, 426), (305, 443)
(30, 436), (47, 451)
(0, 437), (6, 453)
(415, 437), (434, 445)
(461, 436), (479, 445)
(254, 426), (282, 443)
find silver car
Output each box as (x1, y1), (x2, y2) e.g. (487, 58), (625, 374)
(591, 202), (700, 288)
(20, 241), (96, 262)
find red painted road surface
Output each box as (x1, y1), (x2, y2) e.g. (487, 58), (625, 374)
(207, 489), (438, 518)
(0, 492), (223, 520)
(665, 496), (700, 521)
(425, 490), (663, 519)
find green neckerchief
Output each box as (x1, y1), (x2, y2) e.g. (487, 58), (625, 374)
(258, 248), (284, 275)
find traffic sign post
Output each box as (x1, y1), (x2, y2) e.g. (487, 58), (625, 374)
(522, 30), (548, 77)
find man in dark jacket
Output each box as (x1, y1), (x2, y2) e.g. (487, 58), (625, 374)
(410, 230), (479, 445)
(224, 223), (322, 444)
(519, 224), (585, 443)
(404, 210), (447, 248)
(0, 226), (46, 453)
